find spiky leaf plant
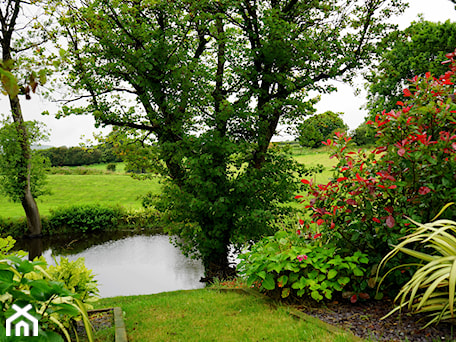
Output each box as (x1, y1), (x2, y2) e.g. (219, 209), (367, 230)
(378, 204), (456, 327)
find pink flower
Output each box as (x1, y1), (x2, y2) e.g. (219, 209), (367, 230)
(297, 255), (308, 262)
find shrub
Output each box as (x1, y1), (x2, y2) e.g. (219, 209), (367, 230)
(297, 51), (456, 292)
(47, 257), (99, 303)
(106, 163), (116, 172)
(118, 208), (161, 229)
(237, 230), (369, 302)
(0, 217), (28, 237)
(47, 205), (122, 234)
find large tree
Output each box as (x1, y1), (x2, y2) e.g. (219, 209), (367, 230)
(54, 0), (405, 277)
(296, 111), (348, 148)
(0, 0), (55, 236)
(365, 19), (456, 117)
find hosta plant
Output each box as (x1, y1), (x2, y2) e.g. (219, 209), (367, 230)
(378, 206), (456, 327)
(237, 229), (369, 302)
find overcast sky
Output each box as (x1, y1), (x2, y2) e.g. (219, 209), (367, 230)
(1, 0), (455, 147)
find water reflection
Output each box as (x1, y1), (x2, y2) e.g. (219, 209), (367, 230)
(18, 234), (205, 298)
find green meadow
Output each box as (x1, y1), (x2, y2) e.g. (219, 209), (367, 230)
(0, 152), (337, 219)
(0, 172), (162, 218)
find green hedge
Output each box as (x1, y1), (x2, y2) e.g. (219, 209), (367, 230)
(0, 205), (162, 237)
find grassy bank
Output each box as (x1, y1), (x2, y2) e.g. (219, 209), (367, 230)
(95, 288), (360, 342)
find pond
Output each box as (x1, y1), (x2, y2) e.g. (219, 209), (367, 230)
(16, 232), (206, 298)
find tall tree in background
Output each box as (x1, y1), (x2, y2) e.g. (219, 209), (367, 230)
(0, 1), (54, 236)
(296, 111), (348, 148)
(365, 19), (456, 117)
(55, 0), (405, 277)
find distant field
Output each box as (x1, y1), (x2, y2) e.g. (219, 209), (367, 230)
(0, 153), (337, 219)
(0, 174), (162, 219)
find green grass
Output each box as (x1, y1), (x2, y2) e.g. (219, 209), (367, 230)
(95, 289), (361, 342)
(0, 153), (337, 219)
(0, 174), (162, 218)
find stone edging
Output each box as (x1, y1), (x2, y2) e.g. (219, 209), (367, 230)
(113, 307), (128, 342)
(87, 307), (128, 342)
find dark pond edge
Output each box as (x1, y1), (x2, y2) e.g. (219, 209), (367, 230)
(88, 307), (128, 342)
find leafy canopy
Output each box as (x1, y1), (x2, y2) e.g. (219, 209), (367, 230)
(296, 111), (348, 148)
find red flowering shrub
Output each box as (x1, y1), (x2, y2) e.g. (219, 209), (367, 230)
(298, 50), (456, 293)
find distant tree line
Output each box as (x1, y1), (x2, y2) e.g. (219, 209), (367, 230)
(39, 144), (121, 167)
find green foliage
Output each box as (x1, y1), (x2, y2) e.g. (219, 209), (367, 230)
(39, 145), (120, 167)
(117, 208), (161, 229)
(158, 146), (312, 270)
(365, 19), (456, 117)
(0, 236), (16, 257)
(0, 254), (95, 341)
(47, 205), (121, 234)
(0, 217), (28, 237)
(296, 111), (348, 148)
(55, 0), (405, 275)
(378, 211), (456, 327)
(350, 121), (376, 147)
(0, 119), (50, 202)
(47, 257), (99, 303)
(237, 230), (369, 302)
(106, 163), (116, 172)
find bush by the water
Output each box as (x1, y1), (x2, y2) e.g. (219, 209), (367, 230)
(0, 205), (161, 237)
(47, 205), (122, 233)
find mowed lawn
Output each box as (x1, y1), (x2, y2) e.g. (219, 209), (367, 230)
(0, 174), (162, 218)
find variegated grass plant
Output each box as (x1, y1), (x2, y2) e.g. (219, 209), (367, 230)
(377, 204), (456, 327)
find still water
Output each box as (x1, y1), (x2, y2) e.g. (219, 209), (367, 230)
(24, 234), (206, 298)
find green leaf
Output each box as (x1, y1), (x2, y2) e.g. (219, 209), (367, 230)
(327, 269), (338, 280)
(262, 273), (275, 290)
(0, 68), (19, 97)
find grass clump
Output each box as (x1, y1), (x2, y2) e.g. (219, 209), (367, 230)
(96, 289), (360, 342)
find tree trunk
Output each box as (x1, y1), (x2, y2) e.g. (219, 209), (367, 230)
(9, 95), (42, 237)
(21, 186), (42, 237)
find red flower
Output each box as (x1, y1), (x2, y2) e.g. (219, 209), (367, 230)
(316, 219), (324, 226)
(372, 217), (381, 224)
(301, 179), (311, 185)
(403, 88), (412, 97)
(299, 219), (305, 225)
(418, 186), (431, 195)
(313, 233), (322, 239)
